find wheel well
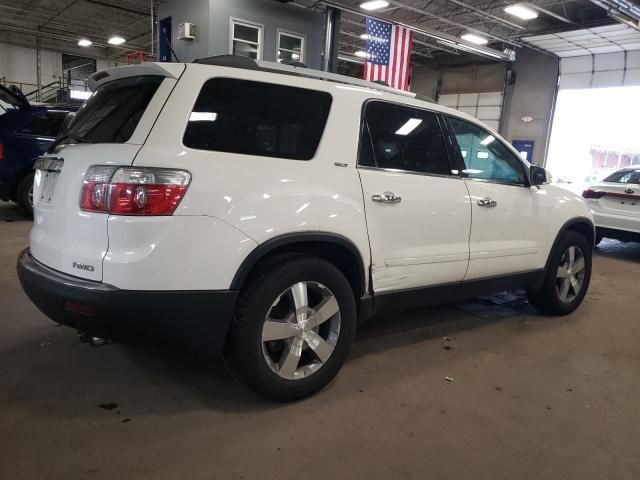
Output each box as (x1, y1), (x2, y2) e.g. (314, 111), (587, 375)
(566, 221), (595, 248)
(545, 219), (595, 270)
(232, 238), (366, 300)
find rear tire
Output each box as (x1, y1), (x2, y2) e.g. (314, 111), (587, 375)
(16, 173), (34, 216)
(225, 254), (357, 402)
(527, 231), (592, 315)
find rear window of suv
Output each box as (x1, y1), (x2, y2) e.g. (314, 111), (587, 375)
(183, 78), (332, 160)
(67, 75), (163, 143)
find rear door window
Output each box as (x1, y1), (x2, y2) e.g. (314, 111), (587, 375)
(68, 75), (163, 143)
(359, 101), (454, 176)
(183, 78), (332, 160)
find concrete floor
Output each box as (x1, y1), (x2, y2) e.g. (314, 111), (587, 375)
(1, 200), (639, 480)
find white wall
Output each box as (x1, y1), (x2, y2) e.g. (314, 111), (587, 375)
(0, 42), (116, 94)
(0, 43), (62, 91)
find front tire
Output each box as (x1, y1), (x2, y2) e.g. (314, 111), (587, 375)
(527, 231), (592, 315)
(225, 254), (357, 402)
(16, 173), (34, 216)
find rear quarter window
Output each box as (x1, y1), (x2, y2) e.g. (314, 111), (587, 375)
(183, 78), (332, 160)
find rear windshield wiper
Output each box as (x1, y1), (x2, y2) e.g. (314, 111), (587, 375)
(47, 133), (93, 153)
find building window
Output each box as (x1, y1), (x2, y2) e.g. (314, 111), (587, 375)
(230, 18), (263, 60)
(277, 30), (305, 64)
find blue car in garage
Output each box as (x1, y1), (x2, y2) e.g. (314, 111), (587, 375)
(0, 85), (76, 214)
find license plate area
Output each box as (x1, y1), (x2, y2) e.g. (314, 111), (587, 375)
(34, 157), (64, 206)
(601, 194), (640, 216)
(35, 171), (59, 205)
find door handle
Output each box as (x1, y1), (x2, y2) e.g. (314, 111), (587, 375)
(477, 197), (497, 208)
(372, 191), (402, 204)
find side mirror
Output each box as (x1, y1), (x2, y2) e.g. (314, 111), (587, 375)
(530, 165), (551, 186)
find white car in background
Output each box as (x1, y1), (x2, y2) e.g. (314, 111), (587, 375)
(582, 167), (640, 245)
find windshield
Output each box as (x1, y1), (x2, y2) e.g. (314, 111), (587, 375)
(603, 169), (640, 184)
(67, 75), (163, 143)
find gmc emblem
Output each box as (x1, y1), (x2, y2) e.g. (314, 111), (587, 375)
(72, 262), (95, 272)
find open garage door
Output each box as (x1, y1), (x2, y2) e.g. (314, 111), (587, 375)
(525, 25), (640, 193)
(558, 51), (640, 89)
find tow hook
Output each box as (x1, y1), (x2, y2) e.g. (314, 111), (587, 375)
(78, 331), (108, 347)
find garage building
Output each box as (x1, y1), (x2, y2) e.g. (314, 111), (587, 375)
(1, 0), (639, 479)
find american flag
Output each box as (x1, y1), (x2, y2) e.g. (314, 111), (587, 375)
(363, 17), (413, 91)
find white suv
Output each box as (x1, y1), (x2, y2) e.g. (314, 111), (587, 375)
(18, 57), (595, 401)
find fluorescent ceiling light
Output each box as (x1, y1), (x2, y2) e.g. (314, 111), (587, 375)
(504, 4), (538, 20)
(360, 1), (389, 11)
(189, 112), (218, 122)
(70, 89), (92, 100)
(108, 36), (126, 45)
(354, 50), (368, 58)
(480, 135), (495, 145)
(77, 38), (92, 47)
(461, 33), (488, 45)
(395, 118), (423, 136)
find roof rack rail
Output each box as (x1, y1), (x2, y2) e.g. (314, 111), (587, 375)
(192, 55), (416, 98)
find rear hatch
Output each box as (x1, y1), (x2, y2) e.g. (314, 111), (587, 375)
(30, 63), (185, 281)
(0, 85), (29, 161)
(0, 84), (30, 110)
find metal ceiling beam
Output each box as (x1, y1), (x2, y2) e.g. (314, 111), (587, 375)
(39, 0), (82, 28)
(341, 17), (460, 54)
(588, 0), (640, 30)
(525, 3), (575, 24)
(321, 0), (515, 60)
(392, 0), (527, 31)
(386, 0), (522, 45)
(341, 30), (434, 57)
(0, 23), (151, 54)
(0, 4), (148, 38)
(81, 0), (150, 17)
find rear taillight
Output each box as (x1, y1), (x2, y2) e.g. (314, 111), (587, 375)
(0, 143), (4, 161)
(79, 166), (114, 212)
(582, 189), (604, 199)
(79, 166), (191, 215)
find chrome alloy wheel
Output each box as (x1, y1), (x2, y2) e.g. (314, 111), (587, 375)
(28, 185), (34, 208)
(261, 281), (341, 380)
(556, 245), (586, 303)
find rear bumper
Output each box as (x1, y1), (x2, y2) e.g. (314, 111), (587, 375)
(592, 211), (640, 234)
(17, 249), (238, 356)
